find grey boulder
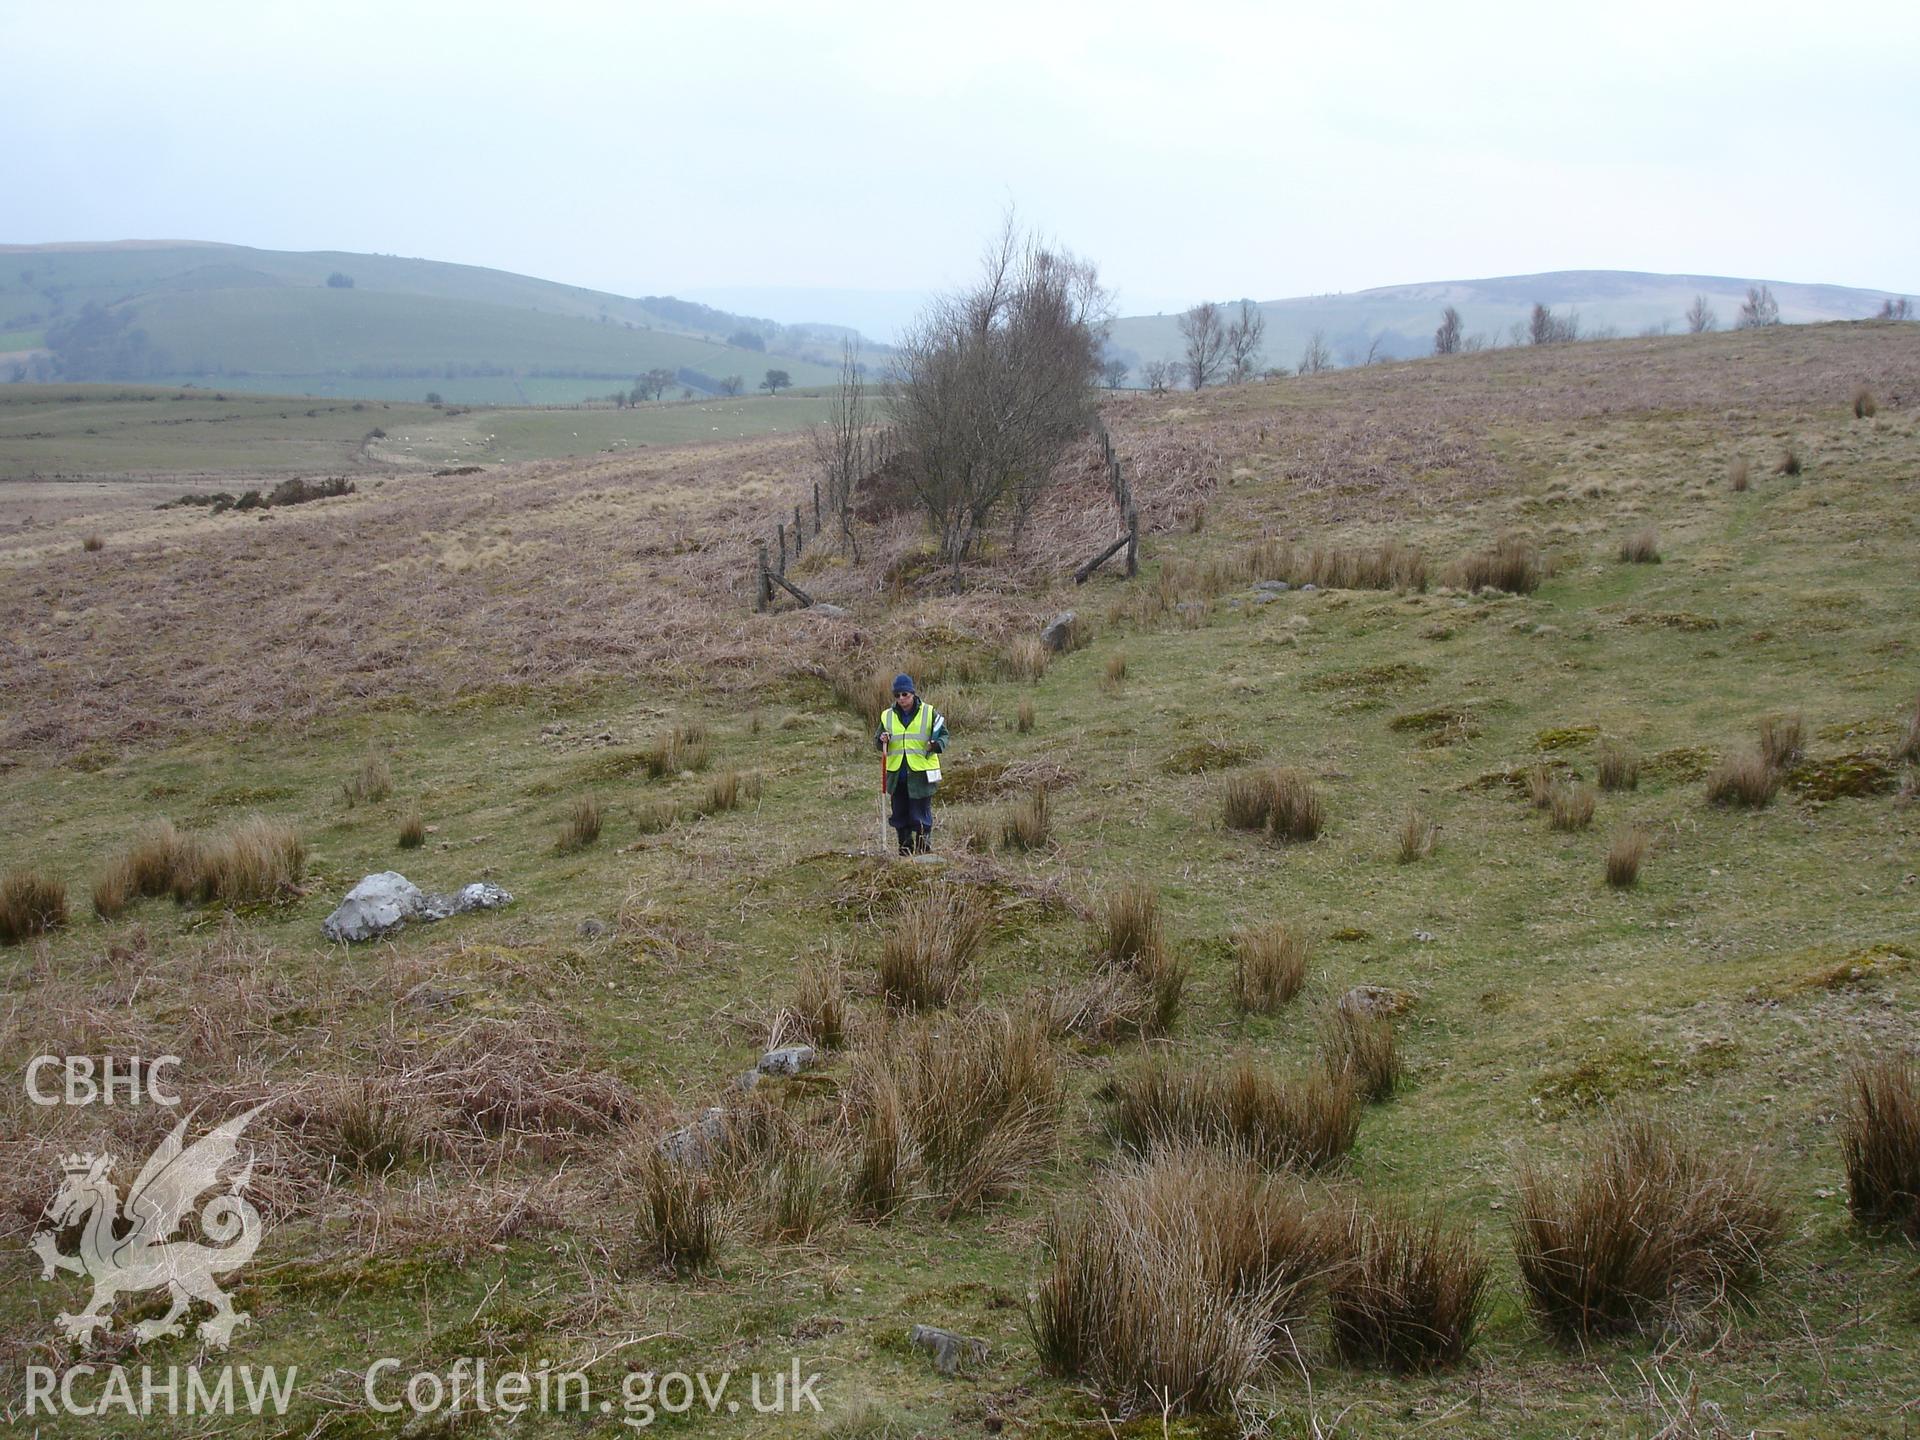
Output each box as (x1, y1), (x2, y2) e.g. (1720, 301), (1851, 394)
(321, 872), (513, 943)
(1039, 611), (1078, 651)
(758, 1045), (818, 1077)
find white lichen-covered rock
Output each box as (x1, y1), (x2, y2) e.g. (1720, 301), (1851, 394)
(321, 872), (424, 943)
(417, 882), (514, 922)
(658, 1107), (732, 1167)
(757, 1045), (818, 1077)
(321, 873), (513, 943)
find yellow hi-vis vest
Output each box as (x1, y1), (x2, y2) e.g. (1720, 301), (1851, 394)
(881, 703), (941, 783)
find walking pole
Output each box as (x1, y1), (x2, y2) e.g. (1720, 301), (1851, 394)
(879, 721), (891, 857)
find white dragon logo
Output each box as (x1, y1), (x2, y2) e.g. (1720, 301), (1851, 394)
(29, 1102), (270, 1349)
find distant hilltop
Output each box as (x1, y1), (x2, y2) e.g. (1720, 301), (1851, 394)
(1104, 269), (1915, 379)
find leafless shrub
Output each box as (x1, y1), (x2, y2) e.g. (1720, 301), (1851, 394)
(1684, 295), (1717, 334)
(847, 1010), (1061, 1218)
(1706, 749), (1779, 807)
(1606, 829), (1649, 889)
(1231, 922), (1307, 1012)
(1841, 1056), (1920, 1236)
(1619, 527), (1661, 564)
(1321, 1006), (1401, 1102)
(1513, 1113), (1783, 1341)
(398, 811), (426, 849)
(1729, 457), (1750, 491)
(1758, 713), (1806, 770)
(1000, 785), (1051, 852)
(1549, 783), (1597, 832)
(889, 221), (1109, 574)
(1101, 651), (1127, 692)
(878, 881), (988, 1009)
(1, 869), (69, 944)
(82, 533), (104, 552)
(1444, 536), (1542, 594)
(1597, 741), (1640, 792)
(1775, 446), (1802, 476)
(1107, 1055), (1360, 1172)
(1395, 809), (1437, 863)
(557, 795), (602, 852)
(342, 751), (393, 806)
(1328, 1206), (1490, 1371)
(1267, 768), (1325, 843)
(1029, 1146), (1344, 1413)
(1853, 386), (1878, 419)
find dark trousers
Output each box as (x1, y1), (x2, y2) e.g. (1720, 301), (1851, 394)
(888, 780), (933, 852)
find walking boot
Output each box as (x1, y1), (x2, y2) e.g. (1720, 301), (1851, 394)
(897, 830), (913, 857)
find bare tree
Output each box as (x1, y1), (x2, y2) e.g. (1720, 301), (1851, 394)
(1434, 306), (1462, 355)
(1225, 300), (1266, 383)
(811, 340), (879, 559)
(1529, 304), (1579, 344)
(1365, 333), (1387, 365)
(719, 375), (744, 396)
(1102, 357), (1130, 389)
(1685, 295), (1718, 334)
(1297, 329), (1331, 375)
(1736, 284), (1779, 329)
(888, 221), (1110, 581)
(1878, 297), (1913, 320)
(1141, 358), (1175, 393)
(1178, 301), (1228, 390)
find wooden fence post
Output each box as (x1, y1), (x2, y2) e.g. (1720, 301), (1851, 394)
(1125, 507), (1139, 577)
(756, 541), (770, 612)
(813, 482), (821, 532)
(777, 523), (787, 575)
(794, 504), (804, 554)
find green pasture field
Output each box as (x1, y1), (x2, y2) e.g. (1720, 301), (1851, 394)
(0, 385), (840, 477)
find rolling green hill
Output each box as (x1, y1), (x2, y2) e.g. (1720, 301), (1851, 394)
(0, 241), (865, 403)
(1108, 268), (1917, 378)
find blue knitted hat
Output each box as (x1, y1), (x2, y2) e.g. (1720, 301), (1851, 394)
(892, 674), (915, 694)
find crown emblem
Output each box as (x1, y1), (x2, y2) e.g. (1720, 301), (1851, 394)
(60, 1153), (102, 1174)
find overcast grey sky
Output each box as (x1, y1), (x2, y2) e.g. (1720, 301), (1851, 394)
(7, 0), (1917, 335)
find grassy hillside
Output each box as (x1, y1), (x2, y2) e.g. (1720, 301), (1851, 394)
(1, 323), (1917, 1437)
(0, 242), (863, 402)
(1109, 268), (1918, 376)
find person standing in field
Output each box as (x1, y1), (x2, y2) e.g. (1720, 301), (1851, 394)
(875, 673), (947, 855)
